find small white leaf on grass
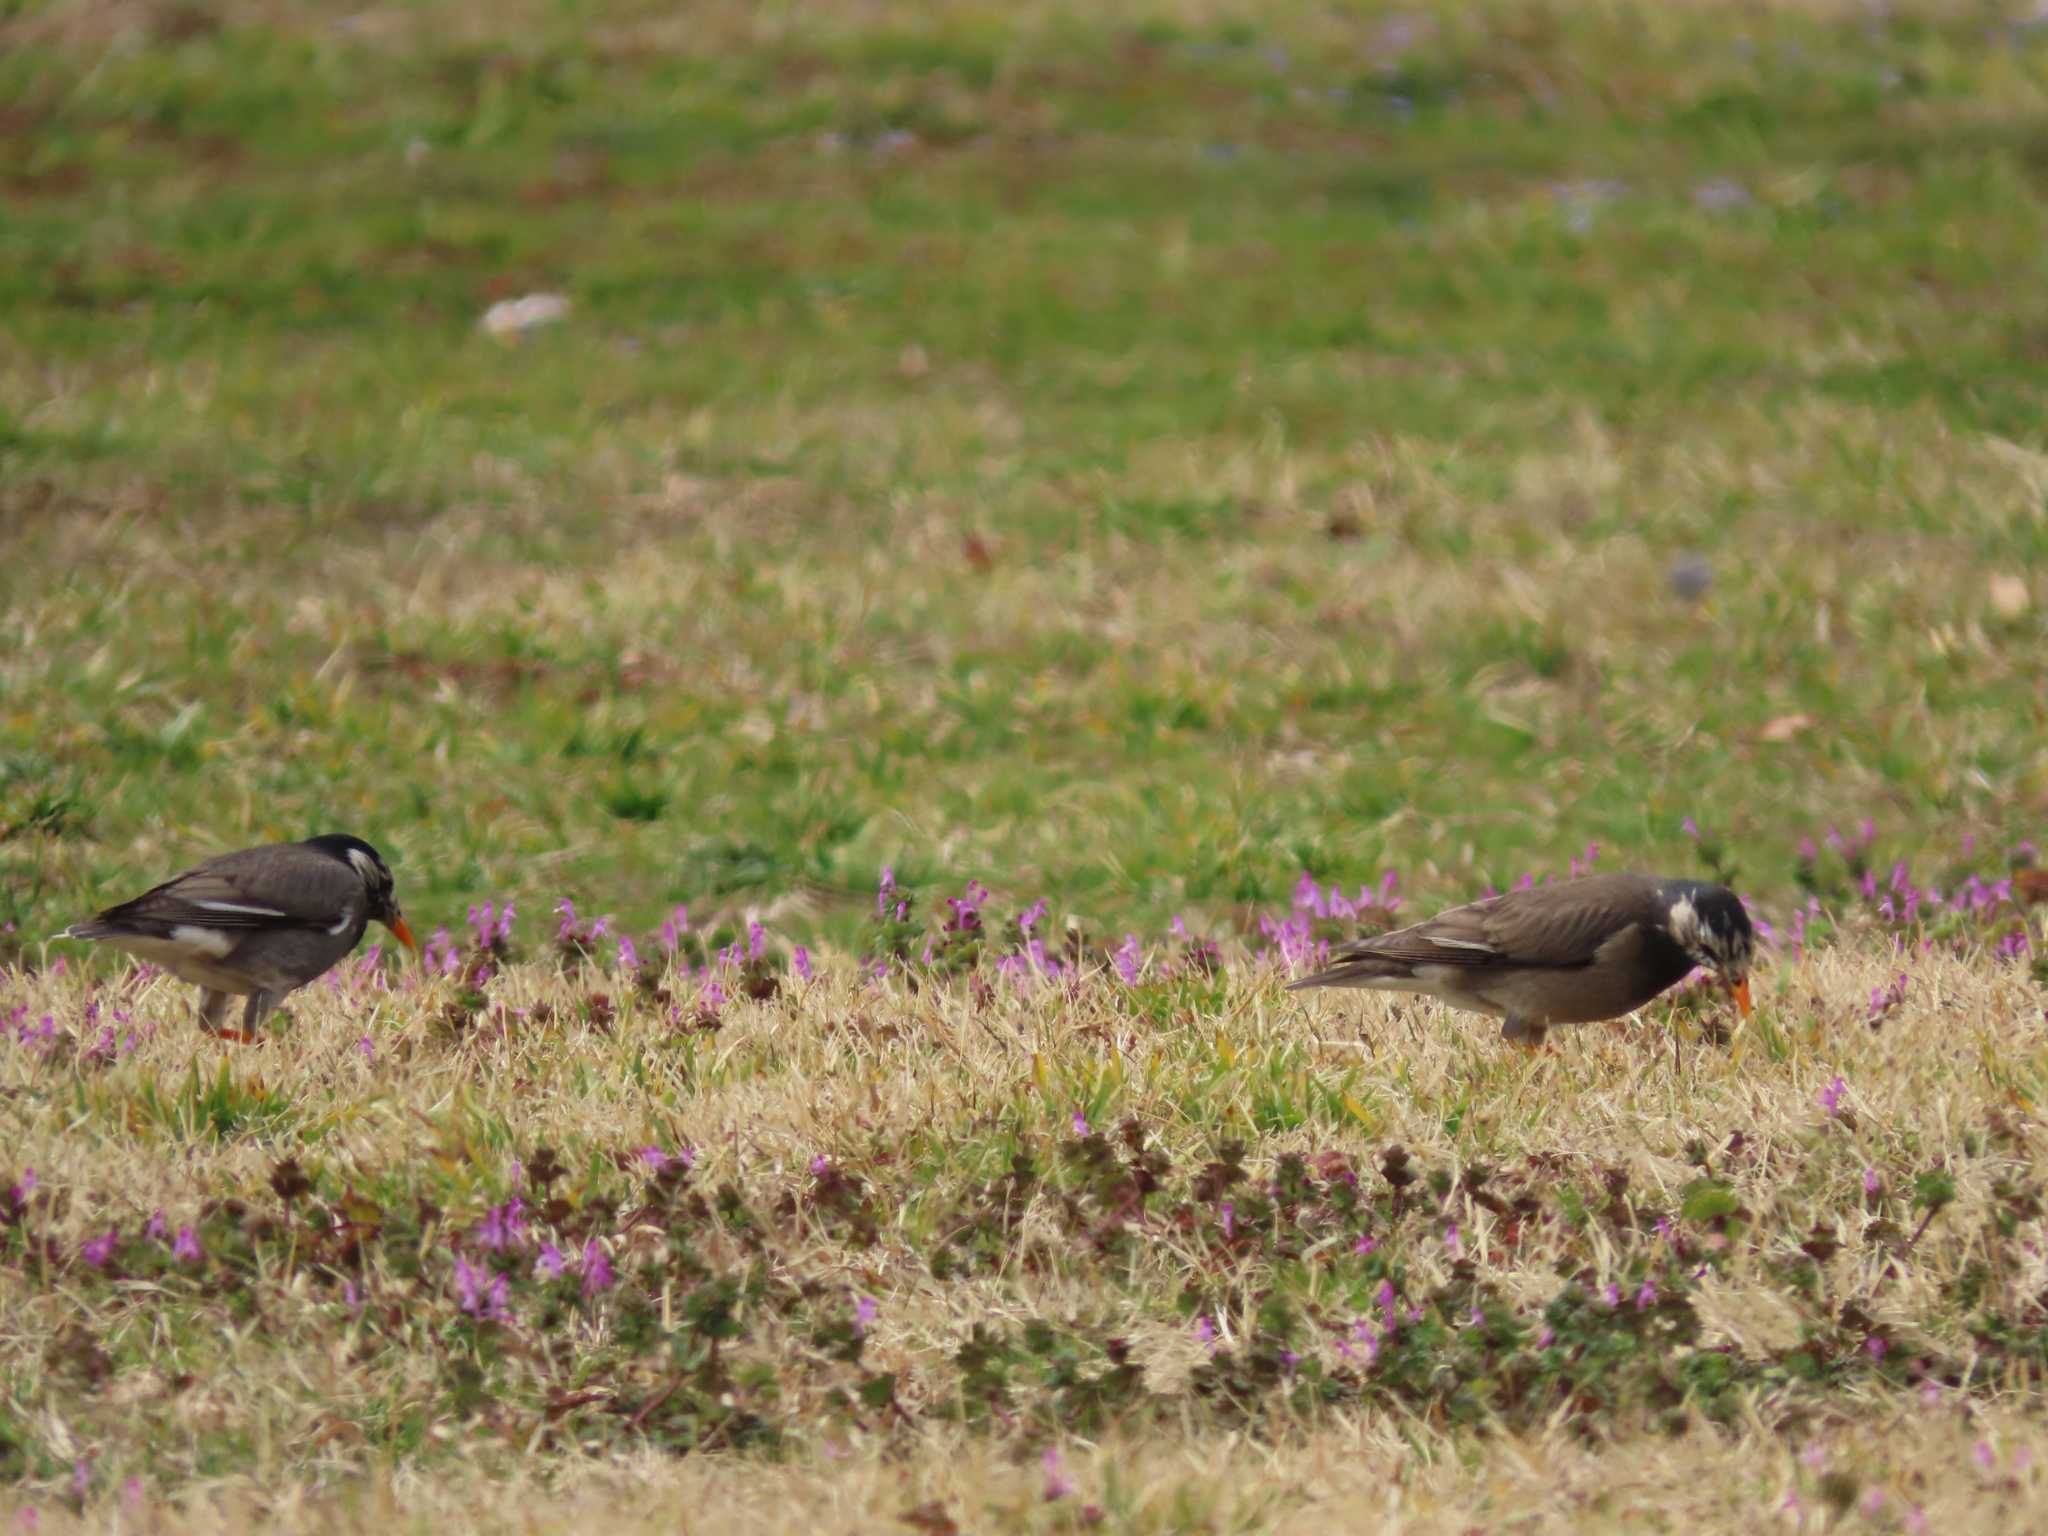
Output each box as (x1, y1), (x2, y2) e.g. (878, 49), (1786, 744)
(480, 293), (571, 338)
(1988, 574), (2029, 618)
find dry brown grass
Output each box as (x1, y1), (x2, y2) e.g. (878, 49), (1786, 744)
(7, 1406), (2048, 1535)
(3, 922), (2045, 1531)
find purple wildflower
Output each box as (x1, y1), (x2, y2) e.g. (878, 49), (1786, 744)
(1681, 817), (1701, 841)
(535, 1242), (566, 1279)
(474, 1198), (527, 1252)
(1443, 1222), (1461, 1258)
(580, 1239), (614, 1298)
(875, 867), (909, 922)
(1071, 1111), (1090, 1136)
(1864, 1167), (1882, 1197)
(1868, 1337), (1887, 1361)
(7, 1168), (34, 1206)
(659, 905), (690, 952)
(454, 1255), (511, 1322)
(1635, 1280), (1657, 1310)
(616, 934), (639, 972)
(357, 1035), (375, 1065)
(1018, 898), (1047, 937)
(1377, 1279), (1397, 1330)
(1194, 1314), (1217, 1349)
(1975, 1440), (1997, 1473)
(145, 1209), (167, 1241)
(1536, 1325), (1556, 1348)
(1347, 1319), (1381, 1363)
(171, 1226), (202, 1262)
(71, 1462), (88, 1498)
(81, 1231), (116, 1267)
(1041, 1447), (1073, 1501)
(554, 898), (580, 939)
(343, 1279), (362, 1312)
(1221, 1201), (1235, 1239)
(1353, 1233), (1378, 1256)
(792, 946), (813, 982)
(1113, 934), (1142, 985)
(1819, 1075), (1847, 1116)
(853, 1294), (878, 1335)
(1602, 1282), (1621, 1308)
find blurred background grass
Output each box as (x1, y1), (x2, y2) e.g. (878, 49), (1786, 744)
(4, 0), (2046, 948)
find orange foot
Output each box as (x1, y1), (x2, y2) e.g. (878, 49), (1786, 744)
(204, 1026), (260, 1046)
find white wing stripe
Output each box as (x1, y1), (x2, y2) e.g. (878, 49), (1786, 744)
(1427, 935), (1497, 953)
(194, 900), (289, 918)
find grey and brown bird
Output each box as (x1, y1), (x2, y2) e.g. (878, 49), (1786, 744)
(61, 834), (417, 1039)
(1287, 872), (1754, 1047)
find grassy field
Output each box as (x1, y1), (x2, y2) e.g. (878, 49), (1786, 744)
(3, 0), (2048, 1528)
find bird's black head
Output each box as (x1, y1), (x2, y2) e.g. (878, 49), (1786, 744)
(1656, 879), (1755, 981)
(303, 833), (416, 951)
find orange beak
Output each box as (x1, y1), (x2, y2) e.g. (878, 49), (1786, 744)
(387, 915), (419, 955)
(1728, 975), (1752, 1020)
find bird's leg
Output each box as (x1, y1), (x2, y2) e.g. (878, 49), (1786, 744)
(1501, 1016), (1550, 1052)
(203, 990), (274, 1046)
(238, 990), (279, 1039)
(197, 990), (232, 1032)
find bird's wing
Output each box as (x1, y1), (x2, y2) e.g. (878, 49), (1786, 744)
(1289, 878), (1653, 989)
(71, 845), (361, 939)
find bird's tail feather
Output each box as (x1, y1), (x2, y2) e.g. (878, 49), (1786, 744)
(1285, 955), (1415, 991)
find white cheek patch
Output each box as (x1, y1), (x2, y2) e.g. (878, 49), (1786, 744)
(194, 900), (287, 919)
(169, 925), (236, 959)
(1666, 896), (1704, 950)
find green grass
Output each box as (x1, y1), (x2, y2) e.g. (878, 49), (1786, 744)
(4, 0), (2047, 946)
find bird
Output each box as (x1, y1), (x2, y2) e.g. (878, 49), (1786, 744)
(1286, 872), (1753, 1047)
(60, 833), (417, 1039)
